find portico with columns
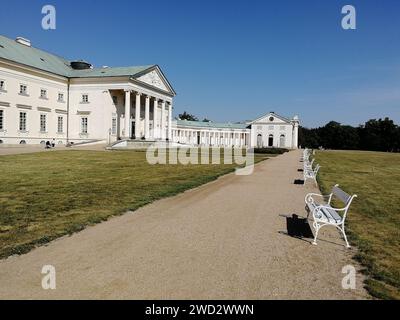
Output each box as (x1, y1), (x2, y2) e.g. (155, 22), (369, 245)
(121, 91), (172, 141)
(108, 65), (175, 143)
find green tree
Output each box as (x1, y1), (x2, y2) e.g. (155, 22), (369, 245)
(299, 117), (398, 152)
(178, 111), (198, 121)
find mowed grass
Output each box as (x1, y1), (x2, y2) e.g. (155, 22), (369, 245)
(0, 149), (268, 259)
(315, 150), (400, 299)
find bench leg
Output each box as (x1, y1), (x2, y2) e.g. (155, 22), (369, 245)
(312, 223), (320, 245)
(339, 225), (351, 248)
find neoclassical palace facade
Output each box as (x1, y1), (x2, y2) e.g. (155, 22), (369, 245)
(0, 35), (299, 149)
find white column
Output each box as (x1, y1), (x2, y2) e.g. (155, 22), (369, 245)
(124, 90), (131, 139)
(161, 100), (166, 140)
(168, 102), (172, 140)
(135, 92), (141, 139)
(293, 122), (299, 149)
(145, 95), (150, 139)
(153, 98), (159, 139)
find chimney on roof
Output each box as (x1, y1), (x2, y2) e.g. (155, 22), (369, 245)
(16, 37), (31, 47)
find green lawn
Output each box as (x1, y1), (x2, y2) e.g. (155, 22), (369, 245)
(315, 150), (400, 299)
(0, 149), (267, 259)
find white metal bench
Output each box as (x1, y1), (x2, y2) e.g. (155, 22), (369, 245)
(301, 149), (311, 162)
(303, 164), (320, 186)
(304, 158), (315, 171)
(305, 184), (357, 248)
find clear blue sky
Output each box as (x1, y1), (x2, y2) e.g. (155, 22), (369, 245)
(1, 0), (399, 127)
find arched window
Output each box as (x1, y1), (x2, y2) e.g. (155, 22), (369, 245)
(279, 134), (285, 148)
(257, 134), (262, 148)
(40, 140), (46, 145)
(19, 140), (26, 144)
(0, 140), (3, 144)
(268, 134), (274, 147)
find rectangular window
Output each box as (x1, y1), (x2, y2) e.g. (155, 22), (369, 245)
(40, 114), (47, 132)
(111, 116), (117, 135)
(19, 112), (27, 131)
(20, 84), (28, 95)
(58, 93), (64, 102)
(81, 117), (88, 134)
(280, 126), (286, 131)
(0, 110), (3, 130)
(57, 116), (63, 133)
(40, 89), (47, 99)
(82, 94), (89, 103)
(0, 80), (5, 91)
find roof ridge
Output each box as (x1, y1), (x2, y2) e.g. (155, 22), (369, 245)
(0, 34), (71, 63)
(0, 35), (157, 79)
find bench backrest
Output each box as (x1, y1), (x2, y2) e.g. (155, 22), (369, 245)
(332, 184), (357, 208)
(331, 185), (357, 222)
(332, 185), (352, 204)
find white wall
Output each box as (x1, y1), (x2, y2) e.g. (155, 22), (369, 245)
(250, 113), (298, 149)
(0, 61), (68, 145)
(252, 124), (294, 148)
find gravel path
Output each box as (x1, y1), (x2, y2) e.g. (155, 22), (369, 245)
(0, 150), (367, 299)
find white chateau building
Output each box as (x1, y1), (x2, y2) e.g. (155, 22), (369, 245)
(0, 35), (299, 149)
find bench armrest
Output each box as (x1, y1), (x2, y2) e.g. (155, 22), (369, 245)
(305, 193), (331, 204)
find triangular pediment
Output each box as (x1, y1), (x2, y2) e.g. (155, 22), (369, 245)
(251, 112), (292, 124)
(134, 66), (175, 95)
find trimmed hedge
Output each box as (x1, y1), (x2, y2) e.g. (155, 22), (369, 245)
(253, 147), (289, 154)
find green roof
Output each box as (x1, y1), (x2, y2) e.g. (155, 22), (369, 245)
(69, 65), (154, 78)
(177, 120), (249, 130)
(0, 35), (154, 78)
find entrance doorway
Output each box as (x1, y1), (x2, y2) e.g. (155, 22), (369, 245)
(257, 134), (262, 148)
(268, 134), (274, 147)
(279, 134), (285, 148)
(131, 121), (135, 139)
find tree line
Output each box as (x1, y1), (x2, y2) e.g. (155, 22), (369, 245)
(178, 111), (211, 122)
(299, 117), (400, 152)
